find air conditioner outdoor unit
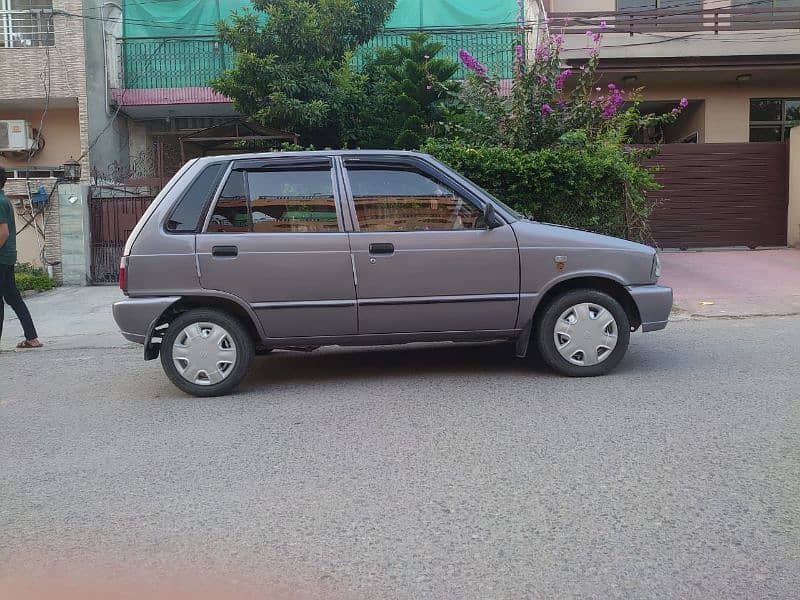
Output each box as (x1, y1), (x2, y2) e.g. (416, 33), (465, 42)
(0, 120), (38, 152)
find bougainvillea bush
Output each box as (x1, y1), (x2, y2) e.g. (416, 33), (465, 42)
(425, 25), (688, 241)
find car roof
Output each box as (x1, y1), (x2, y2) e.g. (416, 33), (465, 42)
(192, 149), (432, 166)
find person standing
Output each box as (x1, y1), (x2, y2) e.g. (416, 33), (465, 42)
(0, 166), (43, 349)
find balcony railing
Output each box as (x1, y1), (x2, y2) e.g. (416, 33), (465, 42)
(548, 5), (800, 35)
(119, 27), (523, 90)
(0, 9), (54, 47)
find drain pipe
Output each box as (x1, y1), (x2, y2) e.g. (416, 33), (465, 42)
(101, 1), (123, 117)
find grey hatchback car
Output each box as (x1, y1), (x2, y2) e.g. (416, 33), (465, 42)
(113, 150), (672, 397)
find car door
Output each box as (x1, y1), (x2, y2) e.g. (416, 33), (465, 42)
(196, 157), (357, 339)
(341, 156), (520, 335)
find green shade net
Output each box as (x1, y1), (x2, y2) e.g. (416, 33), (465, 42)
(122, 0), (521, 88)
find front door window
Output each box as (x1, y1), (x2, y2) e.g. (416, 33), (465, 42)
(347, 166), (484, 232)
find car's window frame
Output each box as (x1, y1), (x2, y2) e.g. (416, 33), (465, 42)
(339, 155), (506, 233)
(163, 161), (229, 235)
(200, 156), (345, 234)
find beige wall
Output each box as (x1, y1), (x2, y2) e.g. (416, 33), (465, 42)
(639, 82), (800, 143)
(789, 128), (800, 247)
(0, 107), (81, 168)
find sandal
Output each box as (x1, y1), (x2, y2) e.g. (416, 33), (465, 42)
(16, 340), (43, 349)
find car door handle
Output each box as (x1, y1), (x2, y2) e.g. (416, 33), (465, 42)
(212, 245), (238, 258)
(369, 243), (395, 255)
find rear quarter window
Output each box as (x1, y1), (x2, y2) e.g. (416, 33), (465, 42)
(165, 164), (224, 233)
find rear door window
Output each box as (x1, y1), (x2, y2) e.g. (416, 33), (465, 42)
(166, 163), (224, 233)
(206, 161), (341, 233)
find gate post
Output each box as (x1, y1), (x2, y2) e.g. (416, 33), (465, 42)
(58, 183), (91, 286)
(789, 129), (800, 248)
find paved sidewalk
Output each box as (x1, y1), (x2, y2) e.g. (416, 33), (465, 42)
(660, 248), (800, 318)
(1, 286), (127, 352)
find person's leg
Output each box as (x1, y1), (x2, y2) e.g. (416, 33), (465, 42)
(0, 264), (39, 342)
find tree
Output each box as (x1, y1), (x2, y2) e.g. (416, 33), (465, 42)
(357, 33), (460, 149)
(425, 29), (689, 241)
(213, 0), (396, 147)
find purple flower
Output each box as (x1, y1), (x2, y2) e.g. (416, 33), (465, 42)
(600, 20), (609, 29)
(607, 83), (617, 90)
(671, 108), (680, 114)
(534, 43), (550, 61)
(554, 68), (573, 90)
(585, 30), (601, 44)
(679, 97), (689, 108)
(552, 33), (565, 48)
(515, 44), (525, 63)
(458, 49), (488, 78)
(541, 103), (554, 115)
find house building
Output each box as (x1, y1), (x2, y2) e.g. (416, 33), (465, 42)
(96, 0), (544, 182)
(0, 0), (94, 280)
(546, 0), (800, 144)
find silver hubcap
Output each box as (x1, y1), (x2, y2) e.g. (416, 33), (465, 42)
(553, 303), (618, 367)
(172, 322), (237, 386)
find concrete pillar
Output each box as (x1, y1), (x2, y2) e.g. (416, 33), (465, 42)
(789, 128), (800, 248)
(58, 183), (91, 285)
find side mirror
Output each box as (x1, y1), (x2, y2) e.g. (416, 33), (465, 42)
(483, 202), (500, 229)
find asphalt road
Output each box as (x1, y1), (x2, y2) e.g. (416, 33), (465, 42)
(2, 317), (799, 599)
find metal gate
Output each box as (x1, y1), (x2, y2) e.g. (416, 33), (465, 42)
(89, 194), (154, 284)
(647, 143), (789, 249)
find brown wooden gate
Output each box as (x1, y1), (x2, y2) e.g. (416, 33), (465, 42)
(646, 143), (788, 249)
(89, 194), (154, 284)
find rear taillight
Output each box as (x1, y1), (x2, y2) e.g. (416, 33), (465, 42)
(119, 256), (128, 293)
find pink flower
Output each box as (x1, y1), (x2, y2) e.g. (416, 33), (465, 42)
(554, 68), (573, 90)
(585, 30), (601, 44)
(607, 83), (617, 90)
(600, 20), (609, 29)
(541, 103), (554, 115)
(671, 108), (680, 114)
(458, 49), (488, 78)
(515, 44), (525, 63)
(534, 43), (550, 61)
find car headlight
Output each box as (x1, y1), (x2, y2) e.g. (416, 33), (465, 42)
(651, 253), (662, 280)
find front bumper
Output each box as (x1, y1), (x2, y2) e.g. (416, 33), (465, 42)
(112, 296), (180, 344)
(627, 285), (673, 332)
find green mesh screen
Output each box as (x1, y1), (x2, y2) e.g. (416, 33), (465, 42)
(122, 0), (520, 88)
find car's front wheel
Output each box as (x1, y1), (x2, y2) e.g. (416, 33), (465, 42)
(160, 308), (254, 397)
(536, 289), (630, 377)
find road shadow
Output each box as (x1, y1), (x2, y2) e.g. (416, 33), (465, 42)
(241, 341), (551, 389)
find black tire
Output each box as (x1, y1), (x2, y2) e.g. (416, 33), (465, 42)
(535, 289), (630, 377)
(160, 308), (255, 397)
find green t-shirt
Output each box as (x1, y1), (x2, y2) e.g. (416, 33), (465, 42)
(0, 191), (17, 266)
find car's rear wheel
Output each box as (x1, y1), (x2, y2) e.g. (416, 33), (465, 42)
(160, 308), (254, 397)
(536, 289), (630, 377)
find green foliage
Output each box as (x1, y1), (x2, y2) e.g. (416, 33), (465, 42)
(14, 264), (54, 292)
(356, 33), (460, 149)
(422, 139), (658, 240)
(213, 0), (396, 147)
